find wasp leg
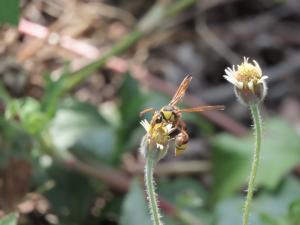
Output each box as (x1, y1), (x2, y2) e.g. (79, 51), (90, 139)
(168, 127), (180, 139)
(175, 129), (189, 156)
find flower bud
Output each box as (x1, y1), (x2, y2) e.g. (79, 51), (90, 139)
(224, 57), (268, 105)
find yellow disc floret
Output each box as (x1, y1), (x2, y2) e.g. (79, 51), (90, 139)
(236, 59), (262, 87)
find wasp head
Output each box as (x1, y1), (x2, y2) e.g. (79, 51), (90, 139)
(160, 105), (177, 123)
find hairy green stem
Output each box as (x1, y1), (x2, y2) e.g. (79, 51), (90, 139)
(145, 157), (163, 225)
(243, 104), (262, 225)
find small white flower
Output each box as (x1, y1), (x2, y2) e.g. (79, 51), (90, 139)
(140, 118), (170, 161)
(140, 118), (169, 150)
(223, 57), (269, 104)
(223, 57), (268, 91)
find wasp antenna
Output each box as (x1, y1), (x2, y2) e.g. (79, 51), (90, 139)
(216, 105), (225, 110)
(186, 74), (193, 79)
(139, 108), (155, 117)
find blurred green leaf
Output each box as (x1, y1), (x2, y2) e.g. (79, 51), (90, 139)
(158, 177), (211, 225)
(143, 91), (169, 114)
(42, 66), (70, 118)
(38, 164), (97, 225)
(0, 213), (18, 225)
(120, 179), (152, 225)
(118, 73), (147, 137)
(0, 117), (32, 166)
(182, 112), (215, 136)
(288, 199), (300, 225)
(0, 0), (19, 26)
(19, 98), (49, 134)
(163, 216), (182, 225)
(0, 81), (11, 104)
(5, 98), (49, 135)
(50, 99), (115, 161)
(113, 74), (146, 162)
(215, 176), (300, 225)
(159, 177), (207, 209)
(213, 118), (300, 200)
(98, 101), (121, 128)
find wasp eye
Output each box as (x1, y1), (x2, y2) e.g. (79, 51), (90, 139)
(156, 116), (162, 123)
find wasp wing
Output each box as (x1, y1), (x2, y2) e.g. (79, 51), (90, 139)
(177, 105), (225, 113)
(169, 75), (192, 106)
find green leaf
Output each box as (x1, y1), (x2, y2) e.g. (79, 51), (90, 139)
(50, 99), (115, 161)
(213, 118), (300, 201)
(118, 73), (146, 130)
(37, 164), (97, 225)
(215, 177), (300, 225)
(0, 81), (11, 104)
(0, 117), (32, 166)
(119, 179), (152, 225)
(0, 213), (18, 225)
(158, 177), (207, 209)
(41, 65), (70, 118)
(114, 74), (145, 160)
(0, 0), (20, 26)
(5, 98), (50, 134)
(287, 199), (300, 224)
(20, 99), (49, 134)
(113, 74), (167, 163)
(158, 177), (211, 225)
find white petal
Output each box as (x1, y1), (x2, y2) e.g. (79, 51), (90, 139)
(140, 119), (150, 132)
(224, 75), (239, 87)
(253, 60), (262, 76)
(248, 81), (254, 92)
(257, 76), (268, 84)
(243, 56), (249, 63)
(225, 66), (237, 77)
(157, 144), (164, 150)
(225, 68), (234, 77)
(166, 123), (173, 133)
(237, 81), (243, 89)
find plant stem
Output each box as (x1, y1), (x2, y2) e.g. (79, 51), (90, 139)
(166, 0), (198, 17)
(145, 156), (163, 225)
(243, 104), (262, 225)
(62, 0), (199, 93)
(64, 30), (143, 91)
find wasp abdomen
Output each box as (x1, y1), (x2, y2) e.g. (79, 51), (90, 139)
(174, 131), (189, 156)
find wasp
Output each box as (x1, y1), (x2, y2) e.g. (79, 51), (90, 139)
(140, 75), (224, 156)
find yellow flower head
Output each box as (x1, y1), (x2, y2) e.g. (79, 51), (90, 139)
(224, 57), (268, 104)
(140, 119), (170, 150)
(140, 117), (173, 161)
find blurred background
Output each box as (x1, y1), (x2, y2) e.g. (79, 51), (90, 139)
(0, 0), (300, 224)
